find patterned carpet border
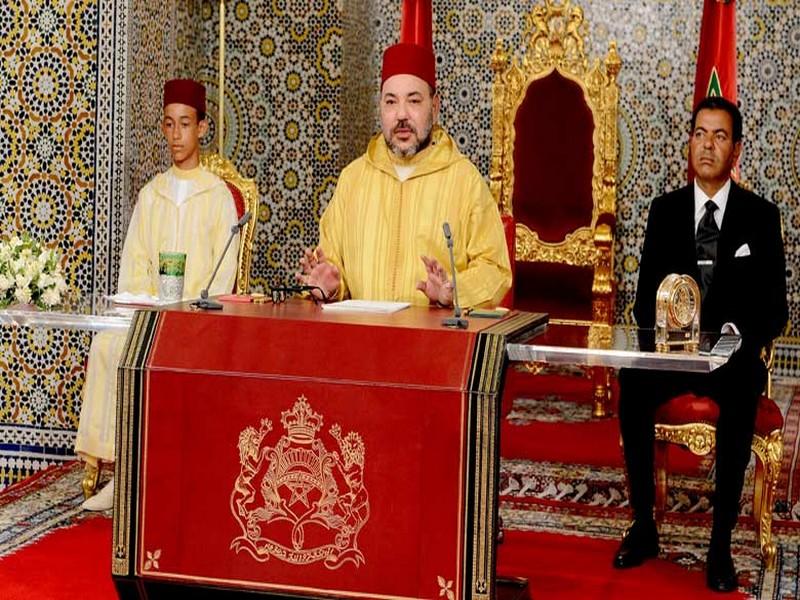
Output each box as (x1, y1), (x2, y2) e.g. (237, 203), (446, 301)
(0, 461), (109, 559)
(499, 457), (800, 526)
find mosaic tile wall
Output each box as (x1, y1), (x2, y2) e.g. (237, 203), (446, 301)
(0, 0), (130, 488)
(180, 0), (344, 292)
(173, 0), (799, 333)
(0, 0), (97, 486)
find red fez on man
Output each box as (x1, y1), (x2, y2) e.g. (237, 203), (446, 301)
(163, 79), (206, 117)
(381, 0), (436, 89)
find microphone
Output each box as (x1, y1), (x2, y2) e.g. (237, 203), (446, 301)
(191, 211), (252, 310)
(441, 222), (468, 329)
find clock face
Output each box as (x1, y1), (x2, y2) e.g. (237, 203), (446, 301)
(669, 281), (698, 327)
(655, 273), (701, 351)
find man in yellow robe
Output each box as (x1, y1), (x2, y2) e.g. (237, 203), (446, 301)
(297, 6), (510, 308)
(75, 79), (239, 510)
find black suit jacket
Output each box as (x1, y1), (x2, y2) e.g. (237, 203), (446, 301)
(633, 182), (788, 356)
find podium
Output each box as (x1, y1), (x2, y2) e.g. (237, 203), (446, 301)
(111, 300), (543, 599)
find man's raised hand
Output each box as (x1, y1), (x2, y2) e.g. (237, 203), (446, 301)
(416, 255), (454, 307)
(296, 246), (340, 301)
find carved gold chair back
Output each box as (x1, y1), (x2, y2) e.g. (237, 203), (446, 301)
(200, 152), (259, 295)
(491, 0), (621, 416)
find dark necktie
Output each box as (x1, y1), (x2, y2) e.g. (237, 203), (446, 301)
(696, 199), (719, 298)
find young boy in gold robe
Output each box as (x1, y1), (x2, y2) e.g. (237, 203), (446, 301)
(75, 79), (239, 510)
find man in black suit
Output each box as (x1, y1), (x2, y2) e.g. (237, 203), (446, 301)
(613, 96), (788, 592)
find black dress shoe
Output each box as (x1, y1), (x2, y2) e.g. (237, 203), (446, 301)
(613, 519), (659, 569)
(706, 548), (737, 593)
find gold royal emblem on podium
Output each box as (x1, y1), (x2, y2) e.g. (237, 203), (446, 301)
(230, 396), (369, 569)
(655, 273), (701, 352)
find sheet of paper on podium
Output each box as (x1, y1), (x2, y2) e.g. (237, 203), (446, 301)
(320, 299), (410, 314)
(106, 292), (171, 306)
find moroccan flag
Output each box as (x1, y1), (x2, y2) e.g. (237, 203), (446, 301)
(690, 0), (739, 180)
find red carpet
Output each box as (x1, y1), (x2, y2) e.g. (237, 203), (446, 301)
(497, 530), (748, 600)
(0, 515), (780, 600)
(0, 510), (746, 600)
(503, 414), (625, 467)
(1, 513), (755, 600)
(0, 517), (116, 599)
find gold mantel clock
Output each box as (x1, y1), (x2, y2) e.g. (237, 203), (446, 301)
(655, 273), (700, 352)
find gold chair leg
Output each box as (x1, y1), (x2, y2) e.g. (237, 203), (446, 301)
(757, 462), (777, 571)
(82, 461), (100, 499)
(752, 459), (765, 539)
(752, 431), (782, 571)
(592, 367), (611, 418)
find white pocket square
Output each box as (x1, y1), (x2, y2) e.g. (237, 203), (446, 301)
(734, 243), (751, 257)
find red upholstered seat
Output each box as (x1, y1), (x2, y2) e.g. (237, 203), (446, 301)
(513, 262), (595, 322)
(654, 393), (719, 426)
(654, 393), (783, 436)
(755, 395), (784, 435)
(499, 214), (515, 309)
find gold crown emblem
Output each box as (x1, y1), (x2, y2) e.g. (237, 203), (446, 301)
(232, 395), (369, 569)
(281, 396), (323, 443)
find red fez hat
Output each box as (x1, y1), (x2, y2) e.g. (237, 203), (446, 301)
(163, 79), (206, 116)
(381, 0), (435, 89)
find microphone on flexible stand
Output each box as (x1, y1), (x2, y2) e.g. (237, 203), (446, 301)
(191, 211), (252, 310)
(441, 222), (469, 329)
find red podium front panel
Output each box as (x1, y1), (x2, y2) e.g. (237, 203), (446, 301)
(140, 377), (467, 598)
(112, 301), (544, 600)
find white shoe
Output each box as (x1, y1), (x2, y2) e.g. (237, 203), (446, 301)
(81, 477), (114, 511)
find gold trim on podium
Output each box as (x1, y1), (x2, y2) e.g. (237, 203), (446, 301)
(112, 309), (161, 576)
(467, 312), (550, 599)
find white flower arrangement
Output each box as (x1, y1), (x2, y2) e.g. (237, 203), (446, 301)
(0, 234), (68, 309)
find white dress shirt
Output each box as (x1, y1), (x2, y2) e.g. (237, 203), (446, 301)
(693, 178), (731, 233)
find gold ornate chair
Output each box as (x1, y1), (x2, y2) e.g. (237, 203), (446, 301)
(201, 152), (259, 294)
(653, 345), (783, 569)
(491, 0), (621, 417)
